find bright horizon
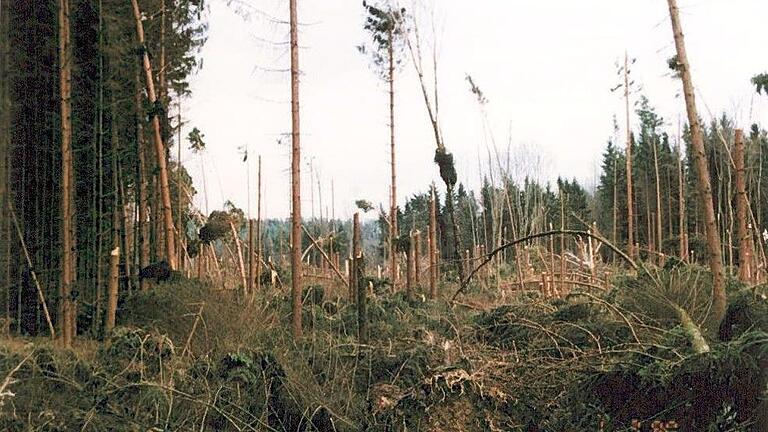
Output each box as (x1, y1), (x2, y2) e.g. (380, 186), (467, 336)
(185, 0), (768, 221)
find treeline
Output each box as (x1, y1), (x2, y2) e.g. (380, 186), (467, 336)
(595, 98), (768, 267)
(0, 0), (206, 341)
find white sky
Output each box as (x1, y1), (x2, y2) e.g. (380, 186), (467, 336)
(185, 0), (768, 220)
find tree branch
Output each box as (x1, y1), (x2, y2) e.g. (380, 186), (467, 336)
(451, 229), (637, 301)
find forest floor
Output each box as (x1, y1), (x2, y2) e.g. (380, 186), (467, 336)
(0, 264), (767, 431)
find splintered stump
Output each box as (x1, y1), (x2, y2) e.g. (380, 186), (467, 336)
(105, 247), (120, 334)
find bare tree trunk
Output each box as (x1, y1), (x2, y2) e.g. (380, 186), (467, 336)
(413, 230), (421, 286)
(624, 52), (635, 260)
(348, 233), (357, 302)
(59, 0), (75, 347)
(0, 0), (9, 336)
(105, 247), (119, 334)
(406, 234), (413, 296)
(612, 157), (618, 251)
(653, 138), (663, 259)
(677, 140), (688, 261)
(177, 103), (183, 271)
(289, 0), (302, 339)
(353, 213), (367, 343)
(666, 0), (727, 325)
(229, 221), (247, 294)
(9, 202), (55, 338)
(446, 186), (464, 280)
(131, 0), (177, 270)
(429, 185), (438, 299)
(388, 32), (399, 290)
(734, 129), (753, 282)
(256, 156), (262, 291)
(248, 216), (254, 294)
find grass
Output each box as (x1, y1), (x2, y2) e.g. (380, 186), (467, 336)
(0, 268), (766, 431)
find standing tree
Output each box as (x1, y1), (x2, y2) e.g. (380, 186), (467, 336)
(611, 53), (640, 259)
(733, 129), (753, 282)
(359, 1), (407, 288)
(666, 0), (727, 325)
(289, 0), (303, 339)
(59, 0), (76, 347)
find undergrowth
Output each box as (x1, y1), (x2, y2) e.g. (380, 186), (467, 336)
(0, 268), (766, 431)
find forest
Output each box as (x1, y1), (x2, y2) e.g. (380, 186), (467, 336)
(0, 0), (767, 431)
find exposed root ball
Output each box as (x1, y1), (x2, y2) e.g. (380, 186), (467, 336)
(199, 210), (231, 244)
(434, 148), (457, 188)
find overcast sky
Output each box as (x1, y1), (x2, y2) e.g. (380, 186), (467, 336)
(185, 0), (768, 220)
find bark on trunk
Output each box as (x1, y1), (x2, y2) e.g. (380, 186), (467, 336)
(429, 186), (438, 299)
(230, 221), (247, 294)
(105, 247), (119, 334)
(446, 185), (464, 281)
(256, 155), (262, 291)
(388, 32), (398, 290)
(653, 138), (663, 259)
(289, 0), (302, 339)
(734, 129), (753, 283)
(677, 142), (688, 261)
(131, 0), (177, 270)
(353, 213), (367, 344)
(59, 0), (76, 347)
(413, 230), (421, 286)
(625, 53), (635, 260)
(666, 0), (727, 326)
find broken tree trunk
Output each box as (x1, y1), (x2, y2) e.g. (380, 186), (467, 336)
(229, 221), (248, 294)
(353, 213), (367, 344)
(302, 225), (348, 287)
(105, 247), (120, 334)
(8, 201), (55, 339)
(429, 186), (438, 299)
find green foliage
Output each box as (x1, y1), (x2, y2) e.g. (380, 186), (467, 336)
(187, 126), (206, 152)
(751, 73), (768, 94)
(355, 199), (374, 212)
(198, 210), (231, 243)
(359, 0), (408, 79)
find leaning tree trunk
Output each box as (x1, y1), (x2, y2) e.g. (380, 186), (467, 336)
(59, 0), (76, 347)
(666, 0), (727, 325)
(131, 0), (177, 270)
(289, 0), (302, 339)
